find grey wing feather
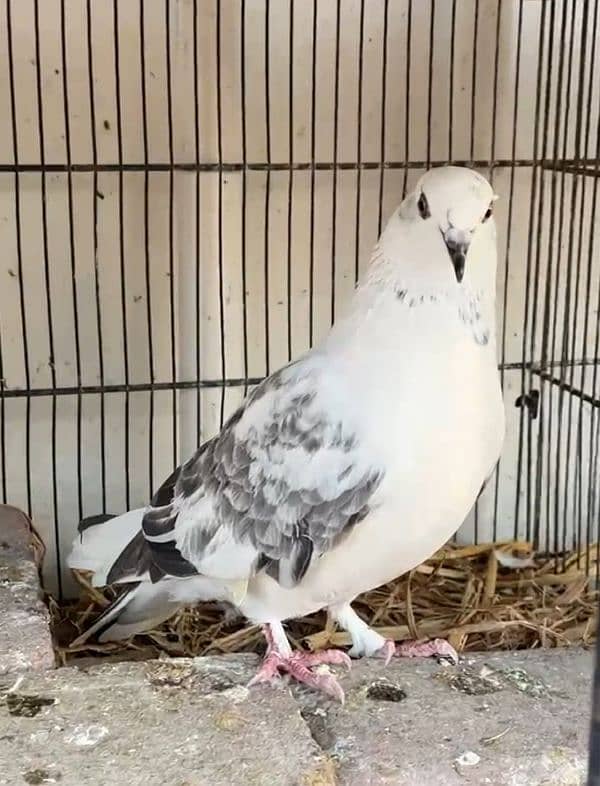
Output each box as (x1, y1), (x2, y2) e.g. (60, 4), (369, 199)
(139, 362), (383, 588)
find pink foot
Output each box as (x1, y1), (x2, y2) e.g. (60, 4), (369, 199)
(376, 637), (459, 665)
(249, 648), (351, 703)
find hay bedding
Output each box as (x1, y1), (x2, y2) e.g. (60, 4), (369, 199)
(49, 541), (598, 666)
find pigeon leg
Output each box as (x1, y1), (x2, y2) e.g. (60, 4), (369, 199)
(328, 602), (388, 657)
(248, 622), (350, 702)
(329, 603), (458, 664)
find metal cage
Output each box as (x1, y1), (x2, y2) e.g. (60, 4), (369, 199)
(0, 0), (599, 598)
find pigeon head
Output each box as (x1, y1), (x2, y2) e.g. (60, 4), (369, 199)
(411, 166), (498, 284)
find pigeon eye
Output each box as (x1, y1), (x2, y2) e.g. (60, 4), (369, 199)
(482, 205), (493, 222)
(417, 192), (430, 220)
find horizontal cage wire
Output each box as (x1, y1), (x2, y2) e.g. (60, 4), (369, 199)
(0, 0), (599, 598)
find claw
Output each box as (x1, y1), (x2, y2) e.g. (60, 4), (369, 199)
(375, 639), (396, 666)
(314, 671), (346, 704)
(248, 648), (348, 702)
(301, 649), (352, 671)
(248, 653), (281, 686)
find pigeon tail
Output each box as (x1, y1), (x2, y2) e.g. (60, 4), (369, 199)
(70, 580), (181, 645)
(67, 509), (146, 587)
(69, 566), (239, 645)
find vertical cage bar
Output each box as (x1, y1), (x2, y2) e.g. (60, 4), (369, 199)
(402, 0), (412, 197)
(557, 0), (581, 564)
(112, 0), (131, 509)
(426, 0), (435, 169)
(585, 4), (600, 575)
(286, 0), (294, 360)
(263, 0), (272, 376)
(139, 0), (155, 494)
(216, 0), (226, 424)
(33, 0), (61, 594)
(536, 0), (564, 557)
(59, 0), (84, 524)
(502, 0), (525, 541)
(519, 0), (553, 549)
(5, 0), (32, 516)
(308, 0), (317, 348)
(489, 0), (502, 175)
(545, 0), (574, 563)
(165, 0), (178, 467)
(86, 0), (107, 514)
(489, 0), (504, 541)
(193, 0), (202, 439)
(471, 0), (482, 548)
(330, 0), (341, 326)
(353, 0), (365, 285)
(469, 0), (480, 162)
(240, 0), (249, 395)
(376, 0), (389, 236)
(448, 0), (456, 160)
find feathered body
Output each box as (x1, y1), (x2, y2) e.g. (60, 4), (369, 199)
(69, 167), (504, 674)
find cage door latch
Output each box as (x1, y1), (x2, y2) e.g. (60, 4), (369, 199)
(515, 389), (540, 419)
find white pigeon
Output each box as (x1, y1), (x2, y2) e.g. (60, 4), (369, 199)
(68, 166), (505, 701)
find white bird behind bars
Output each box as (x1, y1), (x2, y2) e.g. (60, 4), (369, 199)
(68, 166), (505, 700)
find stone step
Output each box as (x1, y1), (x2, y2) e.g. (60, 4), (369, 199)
(0, 504), (592, 784)
(0, 649), (592, 785)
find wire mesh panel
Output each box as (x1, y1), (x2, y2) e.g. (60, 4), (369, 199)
(0, 0), (599, 596)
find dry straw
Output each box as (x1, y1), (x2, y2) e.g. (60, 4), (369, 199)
(50, 541), (598, 666)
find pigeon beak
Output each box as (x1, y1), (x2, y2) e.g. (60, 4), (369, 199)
(442, 230), (471, 283)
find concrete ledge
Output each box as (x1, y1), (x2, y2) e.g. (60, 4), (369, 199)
(0, 649), (592, 785)
(0, 505), (592, 784)
(0, 655), (328, 786)
(0, 505), (55, 676)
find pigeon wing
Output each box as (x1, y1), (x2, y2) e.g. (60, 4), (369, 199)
(138, 361), (383, 588)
